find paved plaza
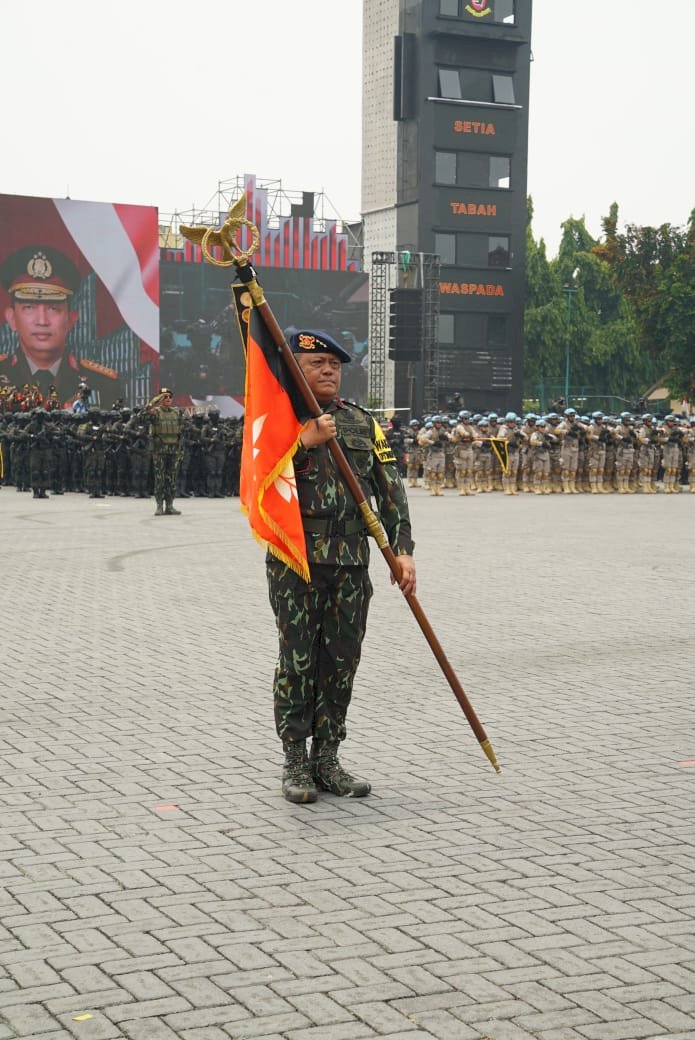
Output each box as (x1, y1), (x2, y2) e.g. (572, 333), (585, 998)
(1, 487), (694, 1040)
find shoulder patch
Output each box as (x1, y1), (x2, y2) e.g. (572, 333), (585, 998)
(80, 358), (119, 379)
(373, 419), (397, 464)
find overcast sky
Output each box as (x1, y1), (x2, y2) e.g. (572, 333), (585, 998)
(2, 1), (692, 258)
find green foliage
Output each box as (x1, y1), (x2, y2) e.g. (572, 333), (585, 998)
(523, 199), (683, 403)
(523, 199), (566, 391)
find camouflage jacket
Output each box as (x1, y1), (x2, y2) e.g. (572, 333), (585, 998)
(291, 398), (414, 567)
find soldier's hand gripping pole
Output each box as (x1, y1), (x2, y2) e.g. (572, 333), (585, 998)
(180, 206), (500, 774)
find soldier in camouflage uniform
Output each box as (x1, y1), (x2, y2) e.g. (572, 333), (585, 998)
(636, 414), (658, 493)
(201, 408), (226, 497)
(127, 414), (152, 497)
(659, 414), (684, 493)
(404, 419), (423, 487)
(496, 412), (525, 495)
(685, 419), (695, 493)
(142, 388), (183, 515)
(9, 413), (31, 491)
(451, 411), (477, 495)
(176, 414), (195, 498)
(472, 418), (494, 492)
(528, 418), (556, 494)
(612, 412), (637, 493)
(556, 407), (582, 494)
(77, 408), (107, 498)
(586, 411), (611, 494)
(417, 417), (449, 496)
(27, 408), (52, 498)
(268, 329), (415, 805)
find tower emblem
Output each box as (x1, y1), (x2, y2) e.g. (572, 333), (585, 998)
(466, 0), (492, 16)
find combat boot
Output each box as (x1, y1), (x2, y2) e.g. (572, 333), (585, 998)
(310, 739), (371, 797)
(164, 500), (181, 515)
(282, 740), (318, 804)
(154, 499), (164, 515)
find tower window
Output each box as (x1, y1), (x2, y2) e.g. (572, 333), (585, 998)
(492, 74), (515, 104)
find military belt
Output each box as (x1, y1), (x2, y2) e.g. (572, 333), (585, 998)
(302, 516), (365, 536)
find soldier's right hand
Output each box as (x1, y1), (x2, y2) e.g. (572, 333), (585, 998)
(299, 413), (337, 449)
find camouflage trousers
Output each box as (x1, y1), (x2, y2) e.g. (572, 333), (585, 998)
(266, 557), (373, 744)
(153, 448), (179, 502)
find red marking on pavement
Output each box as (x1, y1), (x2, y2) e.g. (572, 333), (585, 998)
(678, 761), (695, 767)
(155, 804), (179, 811)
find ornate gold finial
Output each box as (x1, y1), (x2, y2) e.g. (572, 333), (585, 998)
(180, 196), (260, 268)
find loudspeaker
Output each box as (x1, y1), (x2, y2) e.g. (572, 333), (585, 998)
(389, 288), (424, 361)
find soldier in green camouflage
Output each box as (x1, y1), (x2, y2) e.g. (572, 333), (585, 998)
(142, 388), (184, 515)
(270, 329), (416, 805)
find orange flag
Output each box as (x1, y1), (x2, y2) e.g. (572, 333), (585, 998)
(235, 291), (311, 581)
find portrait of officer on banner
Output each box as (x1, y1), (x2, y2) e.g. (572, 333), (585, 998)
(0, 193), (159, 410)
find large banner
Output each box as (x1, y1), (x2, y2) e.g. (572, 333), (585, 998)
(158, 260), (369, 416)
(0, 194), (159, 409)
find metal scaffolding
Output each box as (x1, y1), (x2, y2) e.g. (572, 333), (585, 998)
(368, 252), (392, 410)
(368, 250), (440, 414)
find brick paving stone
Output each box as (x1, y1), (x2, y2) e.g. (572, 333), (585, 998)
(0, 1002), (63, 1036)
(179, 1030), (230, 1040)
(405, 1009), (481, 1039)
(577, 1021), (667, 1040)
(1, 493), (695, 1040)
(285, 991), (356, 1026)
(57, 1009), (123, 1039)
(166, 976), (234, 1009)
(120, 1018), (181, 1040)
(628, 1000), (695, 1032)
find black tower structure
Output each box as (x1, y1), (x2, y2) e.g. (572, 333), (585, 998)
(382, 0), (532, 413)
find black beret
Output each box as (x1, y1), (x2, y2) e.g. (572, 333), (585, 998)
(285, 327), (352, 364)
(0, 245), (81, 301)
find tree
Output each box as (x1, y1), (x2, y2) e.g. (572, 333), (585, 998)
(596, 208), (692, 395)
(652, 211), (695, 396)
(523, 198), (565, 397)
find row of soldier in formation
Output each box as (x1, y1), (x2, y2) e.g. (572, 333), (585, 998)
(388, 408), (695, 495)
(0, 406), (243, 500)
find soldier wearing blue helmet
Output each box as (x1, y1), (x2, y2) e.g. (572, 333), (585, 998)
(417, 414), (449, 495)
(519, 412), (537, 492)
(451, 409), (477, 495)
(586, 411), (611, 494)
(613, 411), (638, 493)
(472, 417), (494, 492)
(636, 413), (659, 492)
(555, 407), (583, 493)
(496, 411), (525, 494)
(685, 419), (695, 493)
(404, 417), (423, 486)
(660, 413), (685, 493)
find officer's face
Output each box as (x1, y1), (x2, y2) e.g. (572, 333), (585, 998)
(6, 300), (78, 365)
(297, 352), (342, 405)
